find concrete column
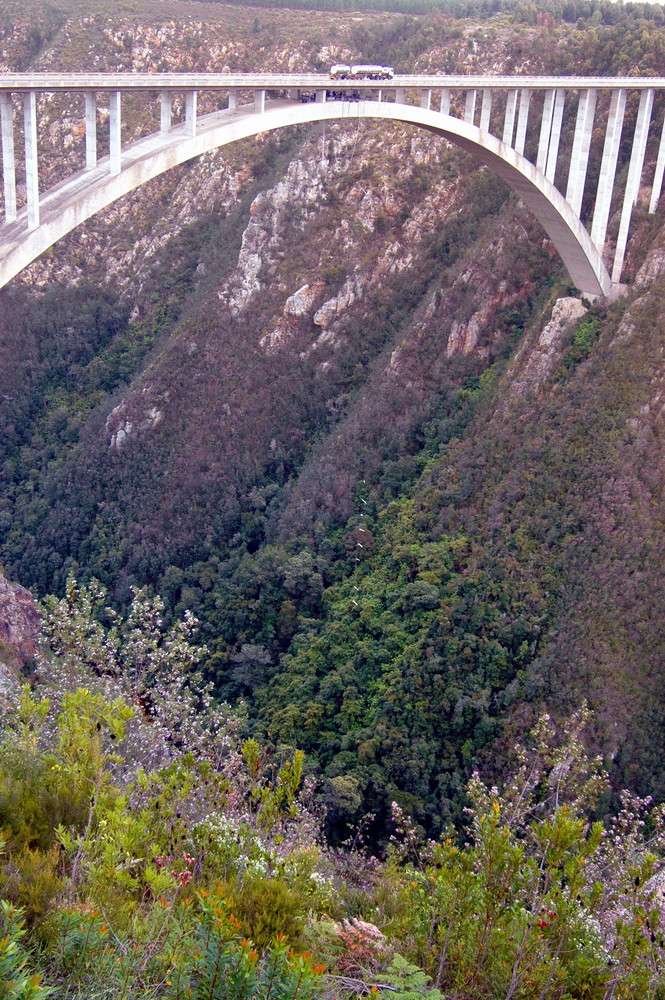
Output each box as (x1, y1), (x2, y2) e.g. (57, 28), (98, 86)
(160, 91), (171, 132)
(315, 89), (326, 104)
(545, 88), (566, 183)
(439, 88), (450, 116)
(420, 89), (431, 111)
(377, 89), (383, 103)
(537, 89), (555, 173)
(185, 91), (197, 136)
(503, 89), (518, 146)
(289, 88), (298, 100)
(395, 87), (406, 105)
(109, 91), (121, 176)
(565, 89), (597, 216)
(23, 91), (39, 230)
(479, 88), (492, 132)
(515, 89), (531, 156)
(612, 87), (654, 284)
(649, 116), (665, 214)
(84, 92), (97, 169)
(253, 90), (265, 114)
(590, 88), (626, 250)
(464, 89), (476, 125)
(228, 91), (238, 111)
(0, 92), (16, 223)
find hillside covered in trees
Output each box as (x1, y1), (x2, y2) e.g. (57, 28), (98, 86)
(2, 0), (665, 993)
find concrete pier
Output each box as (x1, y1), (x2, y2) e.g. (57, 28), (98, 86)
(109, 91), (121, 175)
(649, 117), (665, 213)
(23, 92), (39, 230)
(480, 89), (492, 132)
(612, 87), (654, 283)
(85, 93), (97, 168)
(566, 89), (596, 216)
(515, 89), (531, 156)
(545, 89), (565, 182)
(160, 91), (171, 133)
(503, 89), (518, 146)
(0, 93), (16, 222)
(185, 91), (197, 136)
(537, 90), (555, 173)
(591, 89), (626, 251)
(464, 89), (477, 125)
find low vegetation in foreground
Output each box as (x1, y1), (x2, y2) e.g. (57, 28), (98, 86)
(1, 579), (665, 999)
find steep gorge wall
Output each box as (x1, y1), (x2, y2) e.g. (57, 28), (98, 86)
(2, 0), (665, 829)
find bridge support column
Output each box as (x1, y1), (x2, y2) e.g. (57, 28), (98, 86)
(480, 88), (492, 132)
(395, 87), (406, 104)
(85, 93), (97, 168)
(591, 88), (626, 251)
(545, 89), (565, 182)
(503, 89), (517, 146)
(612, 86), (654, 284)
(23, 91), (39, 230)
(537, 89), (555, 173)
(228, 91), (238, 111)
(377, 89), (383, 103)
(253, 90), (265, 114)
(315, 90), (326, 104)
(439, 88), (450, 115)
(420, 89), (431, 110)
(515, 89), (531, 155)
(160, 91), (171, 132)
(565, 89), (596, 216)
(649, 116), (665, 213)
(0, 92), (16, 223)
(185, 91), (197, 136)
(464, 89), (476, 125)
(109, 91), (121, 176)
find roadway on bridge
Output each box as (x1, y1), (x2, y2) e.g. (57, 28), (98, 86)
(2, 73), (665, 92)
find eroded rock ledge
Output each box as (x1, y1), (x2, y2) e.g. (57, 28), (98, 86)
(0, 569), (41, 693)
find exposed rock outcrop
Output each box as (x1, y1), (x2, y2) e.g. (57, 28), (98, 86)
(314, 274), (366, 328)
(106, 385), (168, 450)
(501, 296), (588, 406)
(0, 569), (40, 693)
(284, 282), (324, 318)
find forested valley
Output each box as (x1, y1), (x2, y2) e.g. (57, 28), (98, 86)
(2, 0), (665, 994)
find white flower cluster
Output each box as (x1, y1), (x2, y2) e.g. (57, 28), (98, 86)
(195, 810), (332, 900)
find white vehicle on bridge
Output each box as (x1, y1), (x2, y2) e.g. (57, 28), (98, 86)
(329, 64), (351, 80)
(330, 64), (394, 81)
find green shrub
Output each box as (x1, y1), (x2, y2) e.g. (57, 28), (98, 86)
(0, 901), (53, 1000)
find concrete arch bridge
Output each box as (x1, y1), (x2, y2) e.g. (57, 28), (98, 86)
(2, 73), (665, 296)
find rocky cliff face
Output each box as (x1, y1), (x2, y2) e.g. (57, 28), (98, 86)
(0, 569), (40, 692)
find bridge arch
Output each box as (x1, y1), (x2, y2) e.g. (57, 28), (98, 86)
(0, 98), (611, 296)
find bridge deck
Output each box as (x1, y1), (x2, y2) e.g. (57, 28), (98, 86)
(2, 73), (665, 92)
